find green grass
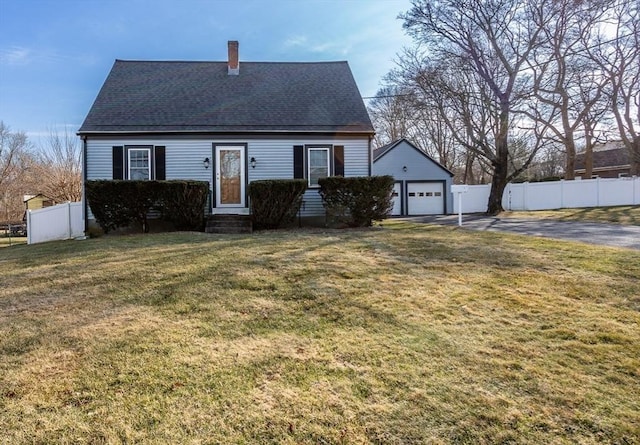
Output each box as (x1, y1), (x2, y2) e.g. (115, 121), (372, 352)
(502, 205), (640, 225)
(1, 224), (639, 444)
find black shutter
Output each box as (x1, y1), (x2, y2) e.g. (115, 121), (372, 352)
(155, 146), (166, 180)
(334, 145), (344, 177)
(293, 145), (304, 179)
(112, 146), (124, 179)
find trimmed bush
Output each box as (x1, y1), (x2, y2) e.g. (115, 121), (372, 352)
(318, 176), (395, 227)
(249, 179), (307, 229)
(85, 180), (156, 233)
(86, 180), (209, 233)
(158, 181), (209, 231)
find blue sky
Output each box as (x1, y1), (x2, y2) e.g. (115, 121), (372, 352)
(0, 0), (413, 141)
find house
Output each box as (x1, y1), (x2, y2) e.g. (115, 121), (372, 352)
(78, 41), (374, 229)
(24, 194), (56, 212)
(372, 138), (453, 216)
(575, 141), (632, 179)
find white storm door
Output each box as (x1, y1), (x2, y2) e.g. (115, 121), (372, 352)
(215, 146), (245, 208)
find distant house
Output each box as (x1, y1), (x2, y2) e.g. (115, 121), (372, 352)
(78, 41), (374, 229)
(575, 141), (631, 178)
(23, 194), (55, 212)
(372, 138), (454, 216)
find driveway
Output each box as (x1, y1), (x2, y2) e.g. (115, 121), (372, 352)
(405, 215), (640, 250)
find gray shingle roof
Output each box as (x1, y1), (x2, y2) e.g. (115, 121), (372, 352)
(373, 138), (454, 176)
(78, 60), (374, 134)
(575, 146), (630, 170)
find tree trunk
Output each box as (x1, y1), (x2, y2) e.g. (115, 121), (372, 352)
(486, 148), (509, 215)
(464, 152), (476, 184)
(583, 121), (594, 179)
(630, 136), (640, 176)
(564, 139), (576, 180)
(486, 107), (510, 215)
(584, 145), (593, 179)
(487, 161), (508, 215)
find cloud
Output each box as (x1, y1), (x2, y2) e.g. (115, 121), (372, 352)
(0, 46), (32, 65)
(283, 35), (308, 48)
(0, 45), (99, 68)
(283, 36), (350, 55)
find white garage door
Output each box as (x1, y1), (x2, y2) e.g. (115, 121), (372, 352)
(391, 182), (402, 216)
(407, 182), (444, 215)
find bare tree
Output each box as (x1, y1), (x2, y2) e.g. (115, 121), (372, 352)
(0, 122), (34, 222)
(368, 86), (417, 148)
(408, 92), (461, 171)
(34, 128), (82, 203)
(400, 0), (549, 214)
(587, 1), (640, 174)
(524, 0), (612, 179)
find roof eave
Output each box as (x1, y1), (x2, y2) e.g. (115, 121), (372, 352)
(77, 129), (375, 137)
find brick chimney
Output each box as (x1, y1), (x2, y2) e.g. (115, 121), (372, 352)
(228, 40), (239, 75)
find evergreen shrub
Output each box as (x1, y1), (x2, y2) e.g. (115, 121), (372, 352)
(248, 179), (307, 229)
(86, 180), (209, 233)
(318, 176), (395, 227)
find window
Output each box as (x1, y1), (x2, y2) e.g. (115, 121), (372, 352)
(112, 146), (165, 180)
(128, 148), (151, 180)
(308, 147), (330, 187)
(293, 145), (344, 185)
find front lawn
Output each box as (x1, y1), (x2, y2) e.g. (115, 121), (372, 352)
(1, 223), (638, 444)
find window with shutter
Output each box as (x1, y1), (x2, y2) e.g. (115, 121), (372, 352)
(112, 145), (166, 180)
(294, 145), (345, 187)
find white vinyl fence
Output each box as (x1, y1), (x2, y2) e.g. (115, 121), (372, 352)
(27, 202), (84, 245)
(453, 176), (640, 213)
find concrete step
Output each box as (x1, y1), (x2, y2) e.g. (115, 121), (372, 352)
(205, 214), (253, 234)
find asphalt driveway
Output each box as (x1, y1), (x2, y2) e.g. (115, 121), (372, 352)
(405, 215), (640, 250)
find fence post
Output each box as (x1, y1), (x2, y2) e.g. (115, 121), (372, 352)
(67, 202), (72, 239)
(596, 177), (600, 206)
(27, 210), (32, 245)
(523, 182), (529, 211)
(560, 180), (564, 208)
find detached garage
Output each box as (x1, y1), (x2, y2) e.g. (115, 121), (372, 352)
(373, 138), (454, 216)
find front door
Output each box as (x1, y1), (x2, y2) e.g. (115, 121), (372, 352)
(215, 145), (245, 208)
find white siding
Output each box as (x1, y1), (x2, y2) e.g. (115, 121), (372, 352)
(85, 139), (116, 180)
(85, 135), (371, 218)
(166, 140), (213, 182)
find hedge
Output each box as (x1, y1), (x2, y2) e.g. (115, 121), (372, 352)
(86, 180), (209, 233)
(318, 176), (395, 227)
(248, 179), (307, 229)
